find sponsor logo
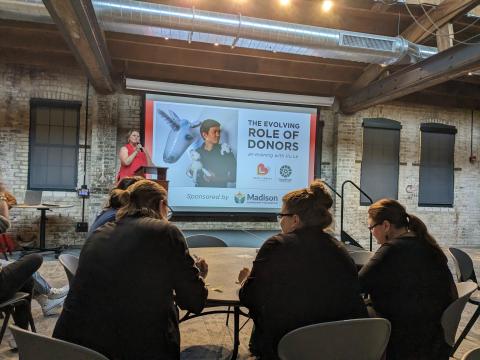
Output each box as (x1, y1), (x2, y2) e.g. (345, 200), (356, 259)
(234, 192), (246, 204)
(279, 165), (292, 178)
(256, 163), (269, 176)
(247, 193), (278, 202)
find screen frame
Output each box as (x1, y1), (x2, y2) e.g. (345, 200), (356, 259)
(141, 90), (324, 220)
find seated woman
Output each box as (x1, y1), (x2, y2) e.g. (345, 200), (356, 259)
(0, 186), (43, 331)
(238, 180), (367, 359)
(88, 176), (143, 235)
(359, 199), (458, 360)
(0, 182), (67, 317)
(53, 180), (208, 360)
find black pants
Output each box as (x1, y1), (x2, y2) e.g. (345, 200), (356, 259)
(0, 254), (42, 328)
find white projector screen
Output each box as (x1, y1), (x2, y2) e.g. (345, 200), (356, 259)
(144, 93), (319, 215)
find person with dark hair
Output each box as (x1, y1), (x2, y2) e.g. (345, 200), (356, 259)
(360, 199), (458, 360)
(238, 180), (367, 359)
(117, 129), (153, 181)
(88, 176), (143, 236)
(53, 180), (208, 360)
(194, 119), (236, 188)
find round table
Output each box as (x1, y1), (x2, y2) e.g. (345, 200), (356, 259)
(12, 204), (73, 252)
(183, 247), (257, 360)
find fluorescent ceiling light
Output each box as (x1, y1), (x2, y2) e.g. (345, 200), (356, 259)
(125, 78), (335, 107)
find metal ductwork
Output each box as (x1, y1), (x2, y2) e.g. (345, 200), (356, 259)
(0, 0), (437, 65)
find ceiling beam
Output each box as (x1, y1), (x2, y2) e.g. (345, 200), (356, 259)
(402, 0), (480, 44)
(106, 39), (361, 84)
(348, 0), (480, 92)
(340, 41), (480, 114)
(113, 60), (337, 97)
(42, 0), (115, 93)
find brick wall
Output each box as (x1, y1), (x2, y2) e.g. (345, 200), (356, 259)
(1, 63), (479, 248)
(333, 103), (480, 249)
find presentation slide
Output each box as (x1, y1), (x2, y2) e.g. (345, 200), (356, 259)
(144, 94), (318, 214)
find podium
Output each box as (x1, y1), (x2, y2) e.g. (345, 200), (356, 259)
(135, 166), (169, 191)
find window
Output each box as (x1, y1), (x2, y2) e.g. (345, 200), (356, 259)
(28, 99), (81, 191)
(360, 118), (401, 205)
(419, 123), (456, 207)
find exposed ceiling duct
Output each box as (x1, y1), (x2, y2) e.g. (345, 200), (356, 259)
(0, 0), (438, 66)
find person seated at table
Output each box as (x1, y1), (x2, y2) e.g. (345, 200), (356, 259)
(238, 179), (367, 359)
(53, 180), (208, 360)
(360, 199), (458, 360)
(0, 182), (68, 317)
(88, 176), (143, 236)
(0, 187), (43, 332)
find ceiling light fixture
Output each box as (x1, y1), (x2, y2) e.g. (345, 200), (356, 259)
(322, 0), (333, 12)
(279, 0), (290, 6)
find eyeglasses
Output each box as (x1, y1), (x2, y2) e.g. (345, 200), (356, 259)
(368, 223), (380, 231)
(166, 204), (174, 220)
(276, 213), (294, 222)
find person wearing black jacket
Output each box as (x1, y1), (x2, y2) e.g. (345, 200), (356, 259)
(53, 180), (208, 360)
(238, 180), (367, 359)
(360, 199), (458, 360)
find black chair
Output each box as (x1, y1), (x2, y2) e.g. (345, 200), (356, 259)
(185, 234), (228, 248)
(449, 247), (480, 354)
(58, 254), (79, 286)
(0, 292), (36, 345)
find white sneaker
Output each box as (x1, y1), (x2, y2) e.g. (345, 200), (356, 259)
(47, 285), (69, 299)
(36, 294), (66, 316)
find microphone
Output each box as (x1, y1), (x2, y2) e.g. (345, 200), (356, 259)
(137, 144), (144, 152)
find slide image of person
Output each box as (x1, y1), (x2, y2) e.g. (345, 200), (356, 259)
(190, 119), (236, 188)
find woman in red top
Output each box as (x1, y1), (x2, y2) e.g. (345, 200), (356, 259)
(117, 130), (153, 180)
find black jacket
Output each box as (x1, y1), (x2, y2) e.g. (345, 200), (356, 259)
(239, 227), (367, 359)
(53, 216), (208, 360)
(359, 234), (458, 360)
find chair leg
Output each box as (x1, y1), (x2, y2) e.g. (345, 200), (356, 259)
(226, 306), (231, 326)
(0, 308), (12, 345)
(27, 305), (36, 333)
(452, 304), (480, 354)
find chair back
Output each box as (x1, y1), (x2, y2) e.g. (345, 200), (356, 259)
(442, 281), (478, 346)
(58, 254), (79, 286)
(449, 248), (478, 283)
(350, 251), (373, 267)
(185, 234), (227, 248)
(277, 318), (391, 360)
(9, 325), (109, 360)
(462, 347), (480, 360)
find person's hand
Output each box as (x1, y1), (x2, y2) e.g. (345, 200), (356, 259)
(136, 144), (143, 152)
(238, 267), (250, 284)
(194, 256), (208, 279)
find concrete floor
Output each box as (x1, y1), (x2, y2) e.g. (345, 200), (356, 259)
(0, 247), (479, 359)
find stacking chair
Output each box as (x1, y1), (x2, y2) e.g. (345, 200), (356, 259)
(277, 318), (391, 360)
(9, 325), (109, 360)
(185, 234), (228, 248)
(462, 347), (480, 360)
(441, 281), (478, 355)
(0, 292), (36, 345)
(448, 247), (480, 353)
(58, 254), (79, 286)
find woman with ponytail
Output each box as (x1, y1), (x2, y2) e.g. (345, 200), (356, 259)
(360, 198), (457, 360)
(239, 180), (367, 359)
(53, 180), (208, 360)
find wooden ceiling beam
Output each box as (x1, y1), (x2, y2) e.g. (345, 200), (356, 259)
(340, 41), (480, 114)
(402, 0), (480, 43)
(42, 0), (115, 93)
(113, 60), (337, 97)
(347, 0), (480, 93)
(106, 39), (362, 84)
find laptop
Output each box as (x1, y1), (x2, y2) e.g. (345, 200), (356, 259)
(24, 190), (43, 205)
